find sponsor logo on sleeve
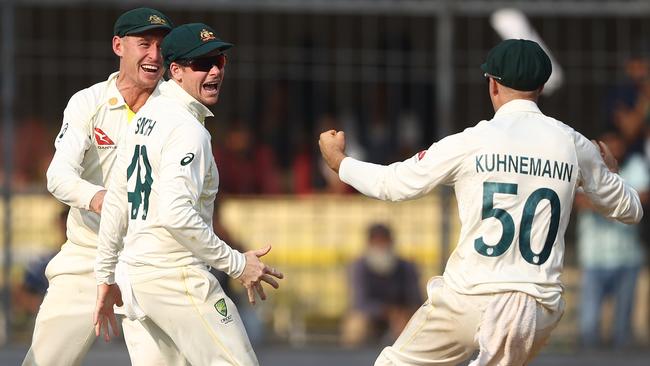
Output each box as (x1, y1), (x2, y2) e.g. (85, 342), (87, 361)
(417, 150), (427, 161)
(181, 153), (195, 166)
(57, 123), (68, 140)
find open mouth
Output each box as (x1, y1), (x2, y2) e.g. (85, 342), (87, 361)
(203, 81), (220, 92)
(141, 64), (160, 73)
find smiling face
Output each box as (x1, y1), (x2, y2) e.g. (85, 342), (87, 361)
(113, 29), (167, 90)
(169, 52), (227, 106)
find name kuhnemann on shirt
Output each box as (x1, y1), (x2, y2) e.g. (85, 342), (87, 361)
(475, 153), (574, 183)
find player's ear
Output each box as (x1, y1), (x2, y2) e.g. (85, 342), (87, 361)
(489, 78), (499, 97)
(169, 62), (183, 82)
(112, 36), (123, 57)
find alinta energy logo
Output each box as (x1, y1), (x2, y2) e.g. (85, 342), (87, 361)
(94, 128), (116, 149)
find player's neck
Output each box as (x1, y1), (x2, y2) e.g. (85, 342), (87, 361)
(116, 76), (155, 113)
(492, 95), (538, 113)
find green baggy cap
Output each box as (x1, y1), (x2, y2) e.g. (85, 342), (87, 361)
(480, 39), (552, 91)
(114, 8), (173, 37)
(162, 23), (233, 67)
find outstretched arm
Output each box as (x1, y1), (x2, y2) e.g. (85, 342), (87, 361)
(319, 129), (466, 201)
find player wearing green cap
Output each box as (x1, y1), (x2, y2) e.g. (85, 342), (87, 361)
(22, 8), (187, 366)
(319, 39), (643, 365)
(93, 23), (283, 365)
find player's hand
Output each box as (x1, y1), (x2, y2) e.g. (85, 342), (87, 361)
(90, 190), (107, 214)
(591, 139), (619, 173)
(237, 245), (284, 305)
(93, 283), (123, 342)
(319, 130), (347, 173)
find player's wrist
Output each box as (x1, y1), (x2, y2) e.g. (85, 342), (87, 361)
(327, 152), (347, 173)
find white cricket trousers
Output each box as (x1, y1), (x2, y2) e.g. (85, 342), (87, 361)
(127, 264), (259, 366)
(21, 242), (178, 366)
(375, 277), (564, 366)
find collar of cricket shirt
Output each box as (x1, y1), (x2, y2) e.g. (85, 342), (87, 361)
(161, 79), (214, 124)
(494, 99), (542, 117)
(105, 71), (128, 110)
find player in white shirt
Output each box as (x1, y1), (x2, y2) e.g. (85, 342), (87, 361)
(319, 39), (643, 366)
(93, 23), (283, 365)
(21, 8), (186, 366)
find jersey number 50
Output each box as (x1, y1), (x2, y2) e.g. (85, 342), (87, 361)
(127, 145), (153, 220)
(474, 181), (560, 265)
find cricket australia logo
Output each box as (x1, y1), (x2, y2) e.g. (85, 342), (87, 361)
(214, 298), (233, 324)
(200, 29), (216, 42)
(148, 15), (167, 25)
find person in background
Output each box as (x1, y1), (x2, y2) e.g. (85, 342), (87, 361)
(341, 223), (422, 347)
(575, 130), (650, 348)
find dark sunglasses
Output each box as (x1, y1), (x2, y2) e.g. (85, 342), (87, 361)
(179, 54), (227, 72)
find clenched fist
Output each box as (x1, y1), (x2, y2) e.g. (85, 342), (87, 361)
(319, 129), (347, 173)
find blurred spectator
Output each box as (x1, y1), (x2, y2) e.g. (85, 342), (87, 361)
(606, 54), (650, 156)
(214, 119), (283, 194)
(396, 110), (423, 160)
(575, 131), (650, 348)
(259, 81), (292, 169)
(363, 85), (397, 165)
(341, 223), (422, 347)
(0, 117), (54, 191)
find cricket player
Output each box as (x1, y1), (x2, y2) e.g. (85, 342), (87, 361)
(319, 39), (644, 366)
(93, 23), (283, 366)
(22, 8), (183, 366)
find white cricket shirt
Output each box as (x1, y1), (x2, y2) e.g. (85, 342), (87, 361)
(339, 99), (643, 310)
(47, 72), (136, 250)
(96, 80), (246, 284)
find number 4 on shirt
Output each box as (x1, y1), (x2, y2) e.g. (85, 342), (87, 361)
(474, 181), (560, 265)
(127, 145), (153, 220)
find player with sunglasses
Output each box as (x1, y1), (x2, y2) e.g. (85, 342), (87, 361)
(176, 53), (227, 72)
(94, 23), (283, 365)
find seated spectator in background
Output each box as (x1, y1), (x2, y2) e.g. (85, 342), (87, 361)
(214, 119), (282, 194)
(575, 131), (650, 348)
(341, 223), (422, 347)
